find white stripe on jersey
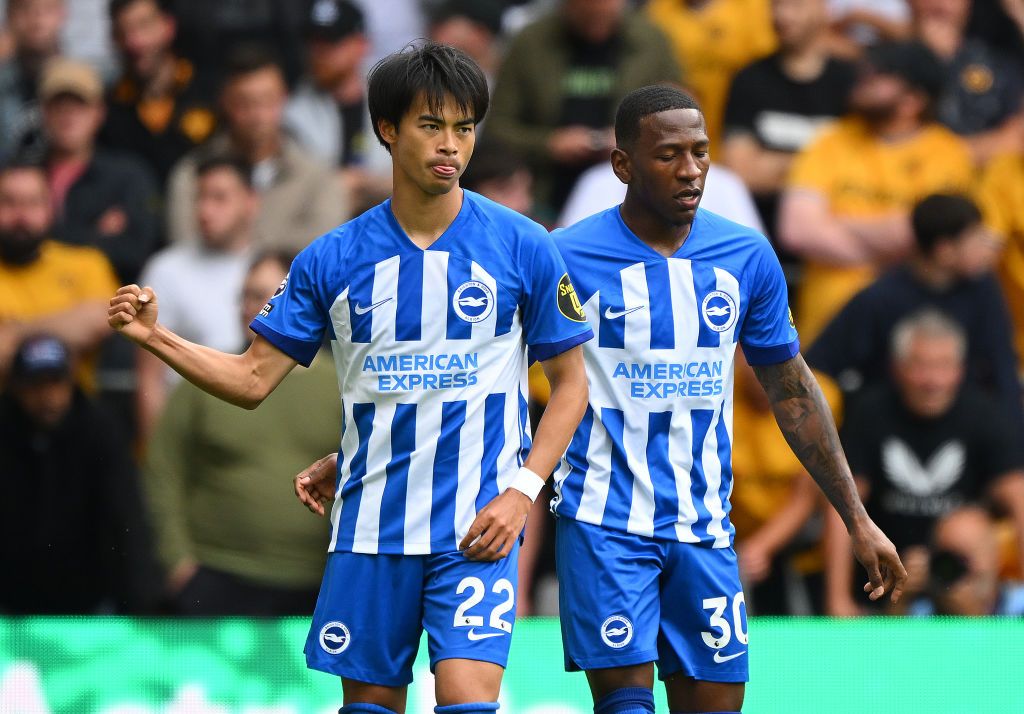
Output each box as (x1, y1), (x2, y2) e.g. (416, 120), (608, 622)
(573, 407), (613, 524)
(453, 392), (487, 551)
(352, 402), (397, 553)
(370, 256), (400, 344)
(328, 397), (360, 552)
(624, 413), (655, 537)
(621, 262), (650, 352)
(667, 403), (700, 543)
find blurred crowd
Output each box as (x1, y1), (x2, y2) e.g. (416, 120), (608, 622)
(1, 0), (1023, 619)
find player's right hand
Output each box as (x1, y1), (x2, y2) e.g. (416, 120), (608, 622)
(295, 453), (338, 516)
(108, 284), (159, 344)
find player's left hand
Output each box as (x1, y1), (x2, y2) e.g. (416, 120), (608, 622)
(850, 516), (908, 604)
(460, 489), (532, 562)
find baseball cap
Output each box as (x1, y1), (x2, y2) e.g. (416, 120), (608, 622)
(431, 0), (504, 37)
(865, 41), (946, 101)
(306, 0), (365, 42)
(39, 58), (104, 104)
(9, 334), (72, 384)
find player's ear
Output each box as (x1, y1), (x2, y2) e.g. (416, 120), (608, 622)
(611, 147), (631, 184)
(377, 118), (399, 149)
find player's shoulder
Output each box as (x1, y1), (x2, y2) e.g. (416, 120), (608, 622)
(463, 189), (549, 247)
(553, 206), (621, 250)
(695, 208), (774, 262)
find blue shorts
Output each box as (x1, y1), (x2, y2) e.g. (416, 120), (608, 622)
(556, 518), (748, 683)
(304, 544), (519, 687)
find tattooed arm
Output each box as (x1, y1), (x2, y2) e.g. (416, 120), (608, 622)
(752, 354), (907, 604)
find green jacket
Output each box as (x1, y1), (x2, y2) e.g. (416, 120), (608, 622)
(487, 11), (682, 214)
(144, 349), (341, 588)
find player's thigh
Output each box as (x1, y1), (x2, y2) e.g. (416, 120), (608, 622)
(422, 542), (520, 702)
(305, 551), (425, 693)
(663, 674), (745, 713)
(658, 544), (749, 689)
(342, 678), (408, 713)
(555, 517), (663, 675)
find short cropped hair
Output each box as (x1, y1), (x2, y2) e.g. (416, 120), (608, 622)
(222, 43), (285, 88)
(367, 41), (489, 153)
(911, 194), (982, 255)
(891, 308), (967, 364)
(615, 85), (701, 148)
(195, 155), (253, 189)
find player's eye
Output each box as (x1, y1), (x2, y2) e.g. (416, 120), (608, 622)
(457, 126), (473, 135)
(422, 123), (439, 131)
(656, 155), (675, 162)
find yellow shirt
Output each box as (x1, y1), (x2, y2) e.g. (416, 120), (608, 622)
(0, 241), (120, 389)
(977, 153), (1024, 374)
(645, 0), (776, 148)
(788, 118), (974, 341)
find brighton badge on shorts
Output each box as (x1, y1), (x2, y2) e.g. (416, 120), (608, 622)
(600, 615), (633, 649)
(319, 621), (351, 654)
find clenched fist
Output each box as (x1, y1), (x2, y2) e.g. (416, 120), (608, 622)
(108, 284), (159, 345)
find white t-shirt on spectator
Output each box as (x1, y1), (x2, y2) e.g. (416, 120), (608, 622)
(558, 163), (766, 233)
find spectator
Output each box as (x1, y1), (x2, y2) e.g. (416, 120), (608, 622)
(645, 0), (777, 147)
(731, 353), (823, 615)
(806, 194), (1021, 428)
(825, 0), (911, 58)
(777, 40), (974, 342)
(977, 151), (1024, 374)
(0, 0), (65, 159)
(558, 161), (766, 233)
(284, 0), (388, 212)
(907, 507), (1024, 616)
(428, 0), (505, 88)
(0, 162), (116, 389)
(101, 0), (218, 185)
(488, 0), (680, 220)
(910, 0), (1024, 166)
(0, 333), (156, 614)
(136, 156), (257, 444)
(967, 0), (1024, 64)
(824, 310), (1024, 615)
(144, 253), (341, 616)
(460, 139), (535, 218)
(166, 45), (346, 251)
(722, 0), (856, 249)
(35, 58), (160, 284)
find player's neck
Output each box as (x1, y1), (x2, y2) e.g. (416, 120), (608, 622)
(390, 180), (464, 249)
(618, 200), (692, 257)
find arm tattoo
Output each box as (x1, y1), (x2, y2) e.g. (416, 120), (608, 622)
(751, 354), (866, 526)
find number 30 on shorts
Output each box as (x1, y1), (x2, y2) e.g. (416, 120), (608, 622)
(701, 592), (748, 649)
(453, 577), (515, 633)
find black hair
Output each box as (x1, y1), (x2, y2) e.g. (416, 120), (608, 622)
(222, 43), (285, 88)
(614, 85), (701, 148)
(196, 155), (254, 189)
(911, 194), (982, 254)
(460, 140), (527, 191)
(250, 249), (296, 275)
(109, 0), (172, 21)
(367, 40), (489, 153)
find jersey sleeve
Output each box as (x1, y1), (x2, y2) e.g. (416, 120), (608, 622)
(739, 242), (800, 365)
(249, 241), (332, 367)
(520, 229), (593, 362)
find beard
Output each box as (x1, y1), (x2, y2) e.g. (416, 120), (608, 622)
(0, 227), (45, 266)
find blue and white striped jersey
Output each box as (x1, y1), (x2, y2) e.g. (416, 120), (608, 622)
(251, 191), (593, 555)
(551, 207), (799, 548)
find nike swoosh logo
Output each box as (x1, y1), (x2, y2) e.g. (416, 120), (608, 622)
(604, 305), (646, 320)
(354, 297), (393, 315)
(467, 629), (506, 641)
(713, 650), (746, 664)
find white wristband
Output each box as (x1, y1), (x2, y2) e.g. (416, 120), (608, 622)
(509, 466), (546, 502)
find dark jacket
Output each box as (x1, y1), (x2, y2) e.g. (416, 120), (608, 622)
(0, 390), (158, 614)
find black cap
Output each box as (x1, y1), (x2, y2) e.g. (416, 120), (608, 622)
(306, 0), (365, 42)
(431, 0), (504, 37)
(865, 41), (946, 100)
(9, 334), (72, 384)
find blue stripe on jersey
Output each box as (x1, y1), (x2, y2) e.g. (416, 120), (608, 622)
(518, 390), (532, 462)
(646, 410), (679, 540)
(714, 404), (734, 536)
(557, 406), (593, 519)
(377, 404), (416, 544)
(598, 276), (627, 350)
(348, 270), (375, 344)
(395, 254), (423, 342)
(476, 394), (506, 511)
(645, 261), (675, 351)
(495, 286), (516, 338)
(445, 258), (472, 341)
(430, 400), (466, 549)
(691, 262), (721, 349)
(600, 407), (634, 532)
(688, 408), (716, 541)
(336, 402), (375, 551)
